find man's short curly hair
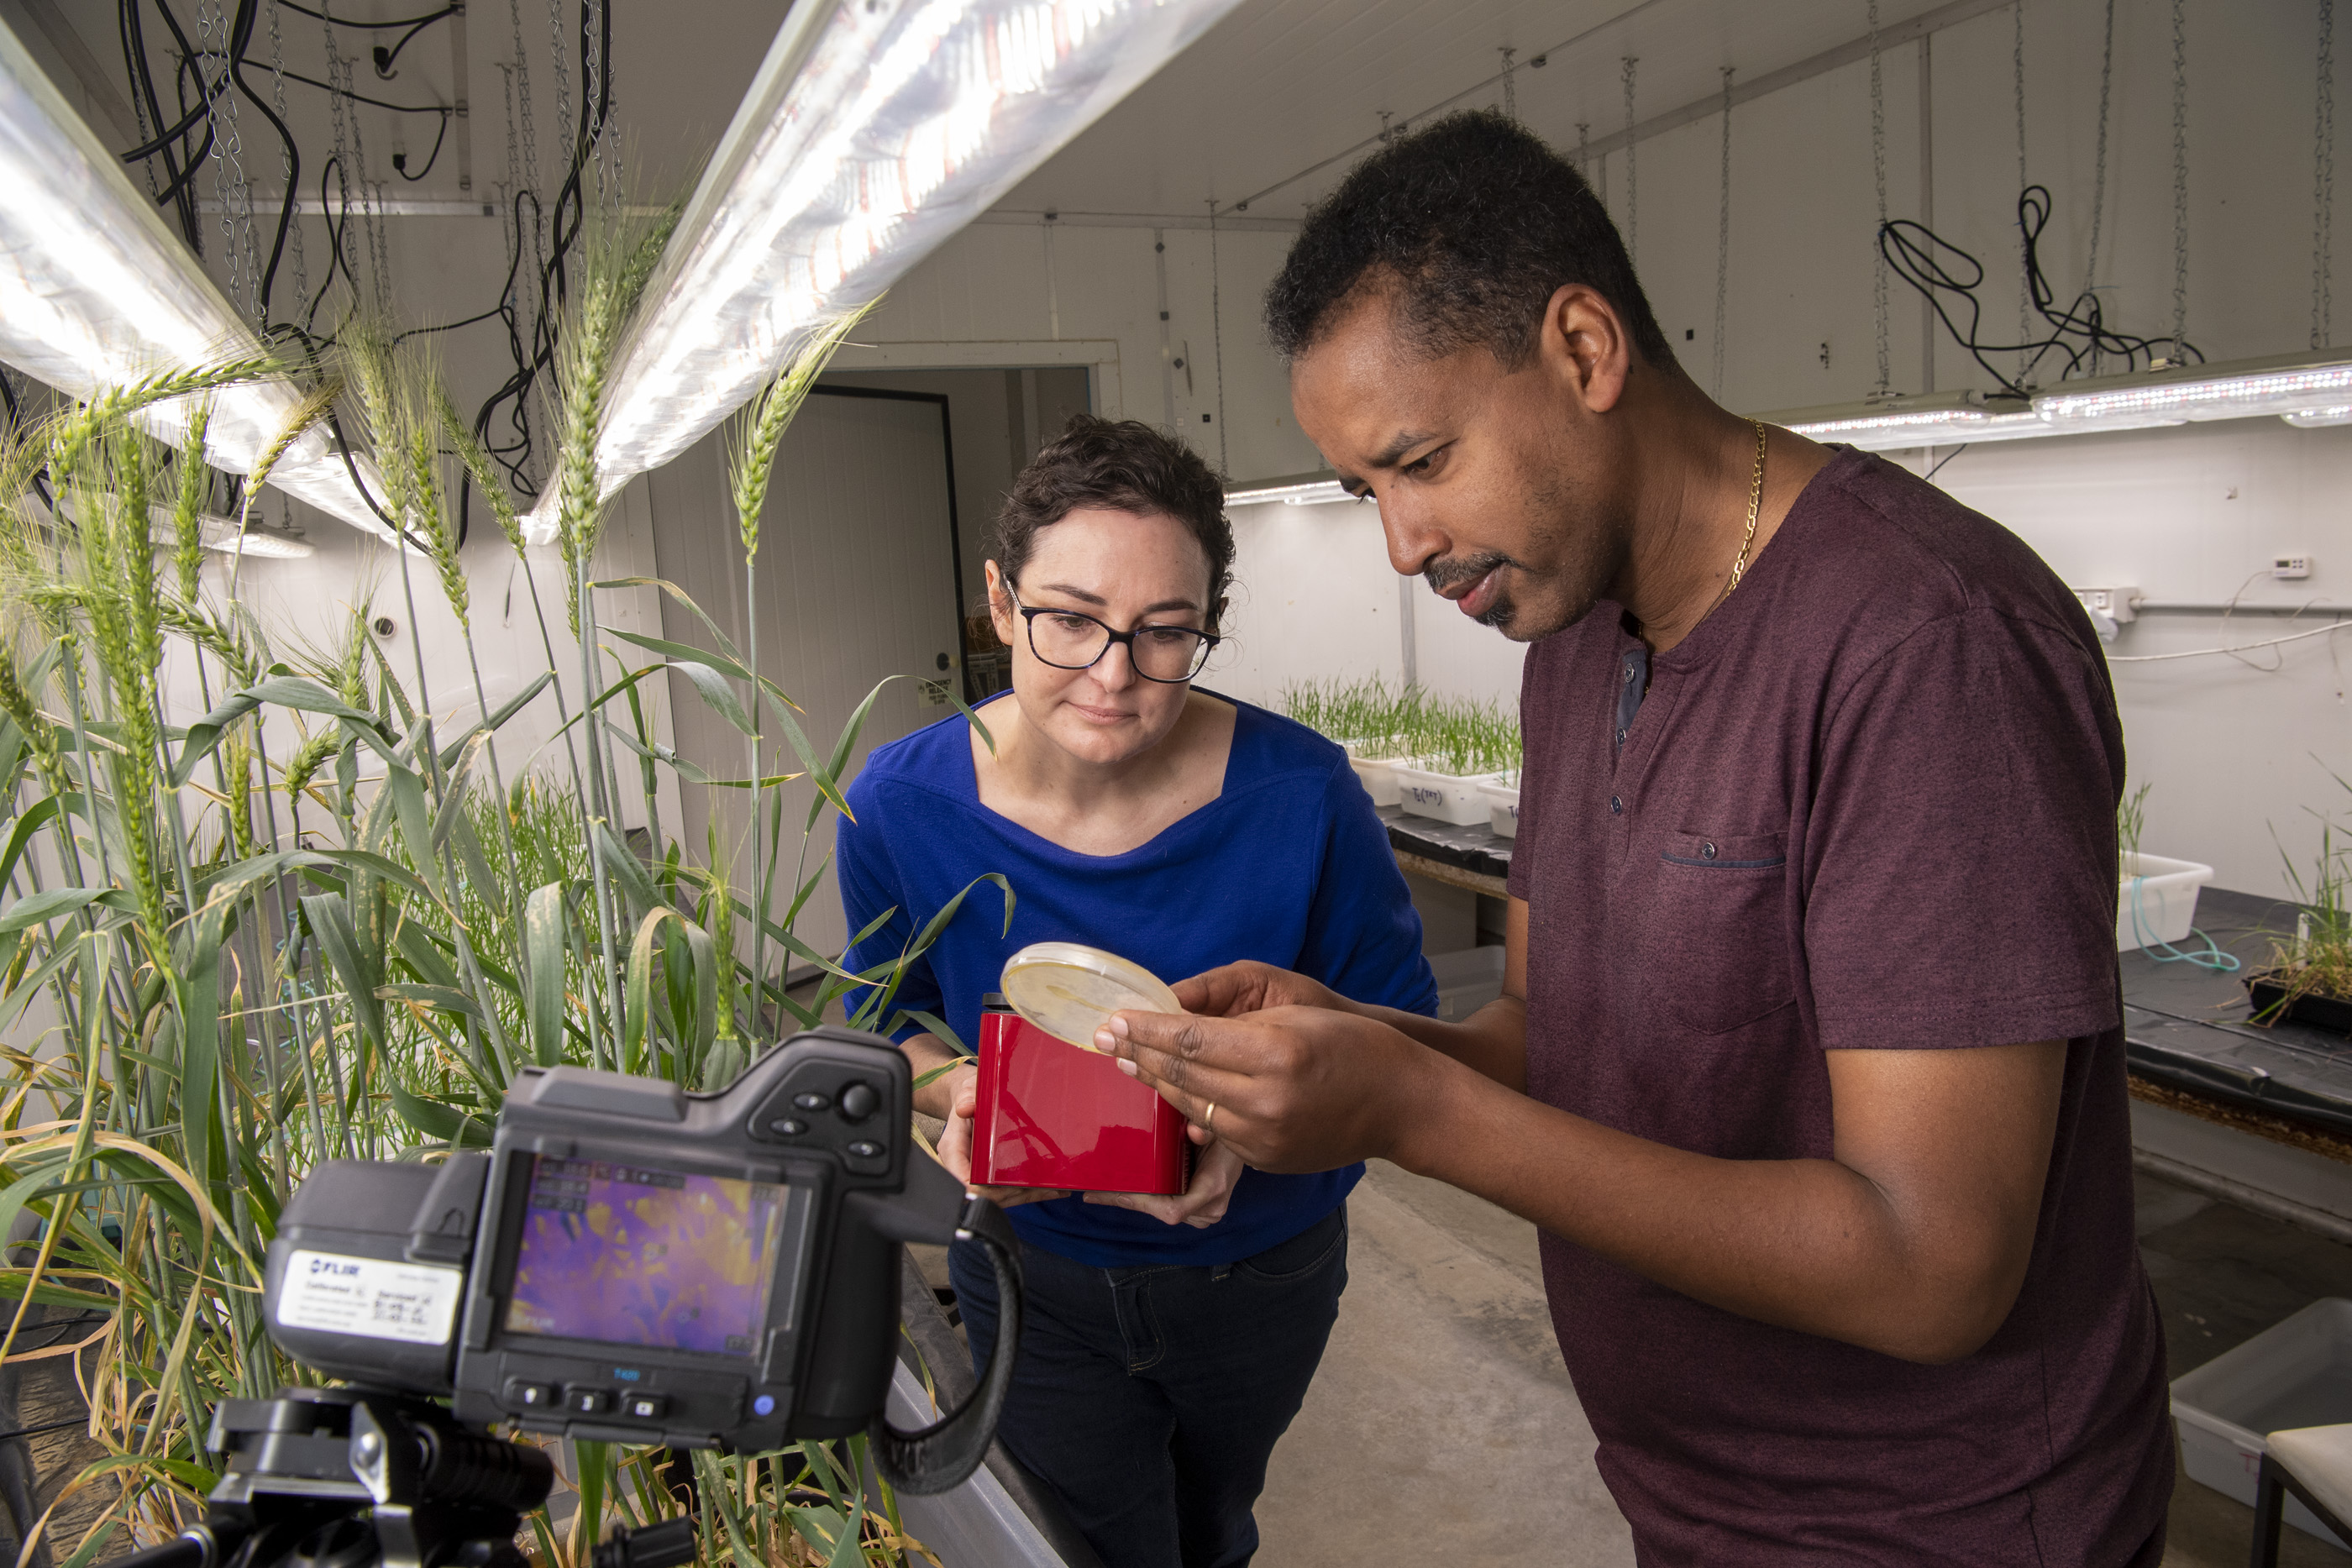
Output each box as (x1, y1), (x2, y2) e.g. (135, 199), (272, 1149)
(991, 415), (1236, 628)
(1264, 108), (1676, 373)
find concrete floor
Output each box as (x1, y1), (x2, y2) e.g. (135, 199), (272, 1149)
(1253, 1162), (1631, 1565)
(1247, 1162), (2352, 1568)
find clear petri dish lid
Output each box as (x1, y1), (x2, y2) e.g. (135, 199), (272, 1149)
(1000, 942), (1182, 1052)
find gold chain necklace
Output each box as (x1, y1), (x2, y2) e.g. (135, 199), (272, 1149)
(1706, 418), (1769, 615)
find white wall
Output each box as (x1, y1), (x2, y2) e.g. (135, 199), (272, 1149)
(79, 0), (2352, 907)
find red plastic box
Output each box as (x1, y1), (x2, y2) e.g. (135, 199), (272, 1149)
(969, 998), (1190, 1195)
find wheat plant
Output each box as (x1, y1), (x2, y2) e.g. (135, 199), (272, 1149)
(0, 239), (989, 1566)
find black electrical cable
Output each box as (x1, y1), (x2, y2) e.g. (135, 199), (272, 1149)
(272, 67), (449, 118)
(221, 0), (302, 317)
(469, 0), (611, 501)
(1880, 185), (2202, 396)
(390, 107), (449, 181)
(119, 0), (202, 244)
(370, 10), (456, 77)
(277, 1), (456, 29)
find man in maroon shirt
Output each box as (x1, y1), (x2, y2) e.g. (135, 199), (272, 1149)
(1096, 111), (2172, 1561)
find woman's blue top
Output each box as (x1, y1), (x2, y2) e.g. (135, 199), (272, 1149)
(836, 692), (1438, 1268)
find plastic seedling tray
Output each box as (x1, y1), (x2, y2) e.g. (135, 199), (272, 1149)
(1347, 753), (1405, 808)
(1480, 778), (1520, 838)
(2171, 1297), (2352, 1548)
(2117, 852), (2214, 953)
(1394, 762), (1512, 826)
(2246, 972), (2352, 1035)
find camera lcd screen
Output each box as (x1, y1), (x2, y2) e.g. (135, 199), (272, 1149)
(505, 1157), (787, 1356)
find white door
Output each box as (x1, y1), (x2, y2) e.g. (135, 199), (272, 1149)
(649, 387), (964, 968)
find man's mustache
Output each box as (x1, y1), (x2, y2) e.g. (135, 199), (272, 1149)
(1422, 553), (1514, 595)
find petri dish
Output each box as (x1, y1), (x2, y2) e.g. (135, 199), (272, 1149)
(1000, 942), (1183, 1051)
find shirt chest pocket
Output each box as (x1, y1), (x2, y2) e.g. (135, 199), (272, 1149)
(1642, 830), (1796, 1036)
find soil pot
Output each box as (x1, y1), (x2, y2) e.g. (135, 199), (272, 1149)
(2246, 970), (2352, 1036)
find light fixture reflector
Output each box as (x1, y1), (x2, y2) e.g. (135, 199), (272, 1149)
(525, 0), (1248, 542)
(0, 18), (392, 541)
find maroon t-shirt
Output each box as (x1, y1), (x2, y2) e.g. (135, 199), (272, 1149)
(1508, 448), (2170, 1563)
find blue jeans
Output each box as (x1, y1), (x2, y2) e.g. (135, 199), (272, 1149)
(948, 1204), (1349, 1568)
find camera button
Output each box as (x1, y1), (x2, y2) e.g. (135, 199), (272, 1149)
(566, 1388), (613, 1416)
(622, 1393), (667, 1420)
(507, 1380), (558, 1410)
(847, 1140), (884, 1159)
(838, 1083), (879, 1121)
(767, 1117), (808, 1136)
(792, 1092), (831, 1112)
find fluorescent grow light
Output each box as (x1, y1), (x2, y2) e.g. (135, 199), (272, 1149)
(2034, 350), (2352, 431)
(522, 0), (1248, 543)
(0, 18), (391, 541)
(1767, 391), (2045, 451)
(1226, 472), (1363, 507)
(2283, 405), (2352, 427)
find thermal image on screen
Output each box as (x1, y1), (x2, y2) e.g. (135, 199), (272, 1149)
(504, 1158), (786, 1356)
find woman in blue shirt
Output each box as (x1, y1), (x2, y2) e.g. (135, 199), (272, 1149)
(837, 417), (1436, 1568)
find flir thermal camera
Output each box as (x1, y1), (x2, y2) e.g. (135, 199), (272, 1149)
(258, 1027), (1020, 1495)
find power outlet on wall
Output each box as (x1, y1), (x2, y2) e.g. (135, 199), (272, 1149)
(2073, 587), (2139, 624)
(2273, 554), (2315, 579)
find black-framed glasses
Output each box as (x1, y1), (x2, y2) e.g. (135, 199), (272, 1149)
(1005, 585), (1221, 684)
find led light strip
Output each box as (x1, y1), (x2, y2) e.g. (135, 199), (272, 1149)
(1225, 477), (1365, 506)
(2035, 362), (2352, 425)
(523, 0), (1248, 543)
(0, 18), (391, 542)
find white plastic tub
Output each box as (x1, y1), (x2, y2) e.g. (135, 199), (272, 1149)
(1480, 779), (1520, 838)
(1394, 763), (1512, 827)
(1347, 754), (1404, 808)
(2171, 1297), (2352, 1548)
(1429, 945), (1506, 1021)
(2118, 851), (2215, 952)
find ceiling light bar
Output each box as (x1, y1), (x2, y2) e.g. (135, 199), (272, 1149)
(523, 0), (1248, 543)
(1767, 390), (2047, 451)
(1225, 472), (1363, 507)
(0, 18), (391, 542)
(1764, 349), (2352, 450)
(2283, 405), (2352, 428)
(2034, 350), (2352, 430)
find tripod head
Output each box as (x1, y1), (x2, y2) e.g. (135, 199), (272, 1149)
(119, 1389), (692, 1568)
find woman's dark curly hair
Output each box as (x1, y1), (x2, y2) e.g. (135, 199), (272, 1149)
(990, 415), (1236, 628)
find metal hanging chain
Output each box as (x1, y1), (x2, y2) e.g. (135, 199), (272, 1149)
(1209, 202), (1229, 475)
(1576, 121), (1590, 181)
(338, 45), (392, 316)
(1714, 66), (1733, 401)
(2013, 0), (2029, 381)
(2318, 0), (2337, 349)
(197, 0), (262, 325)
(2171, 0), (2189, 361)
(584, 0), (615, 207)
(266, 0), (307, 316)
(1867, 0), (1891, 395)
(1621, 57), (1639, 265)
(320, 10), (361, 312)
(509, 0), (548, 347)
(1499, 47), (1517, 122)
(548, 0), (574, 180)
(2082, 0), (2117, 371)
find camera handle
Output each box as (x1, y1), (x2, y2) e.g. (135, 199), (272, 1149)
(846, 1156), (1024, 1497)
